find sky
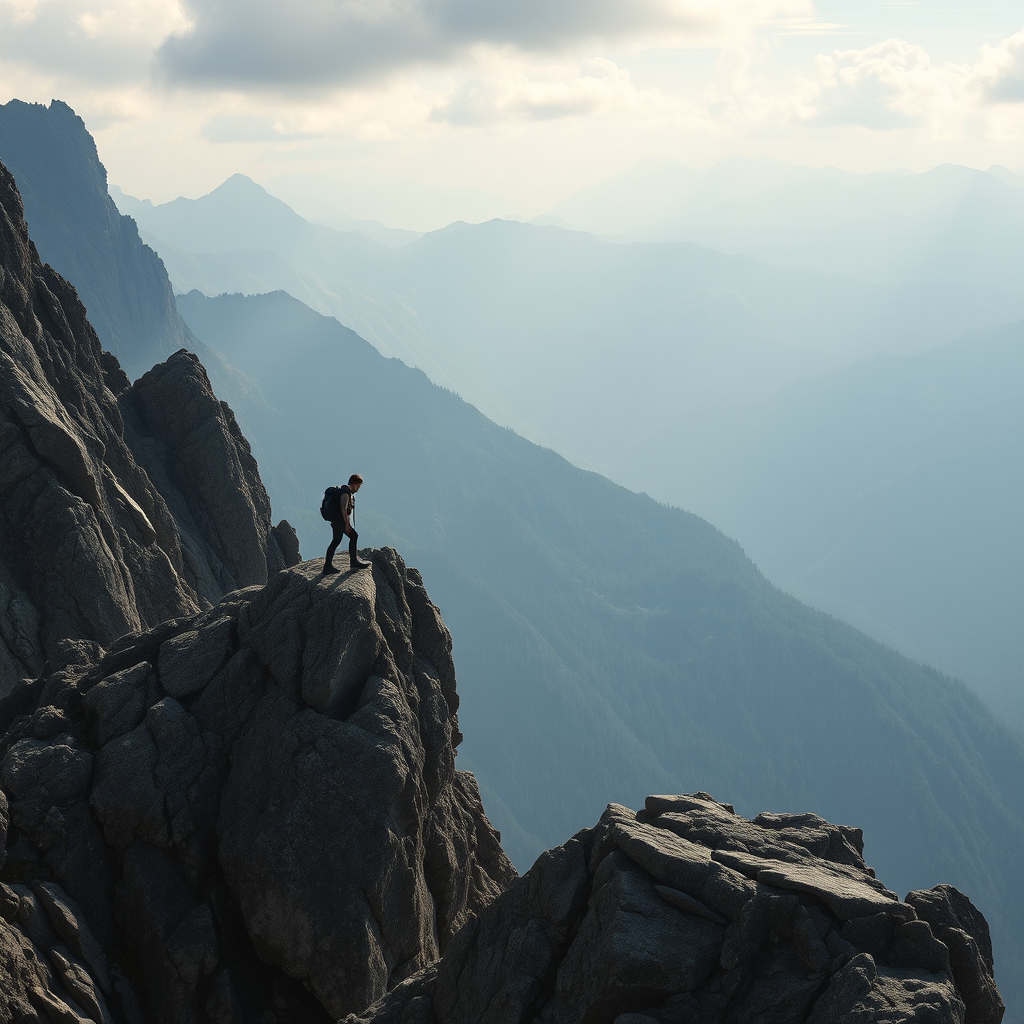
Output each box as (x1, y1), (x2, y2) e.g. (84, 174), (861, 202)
(1, 0), (1023, 226)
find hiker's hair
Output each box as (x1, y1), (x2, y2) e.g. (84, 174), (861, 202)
(349, 473), (363, 487)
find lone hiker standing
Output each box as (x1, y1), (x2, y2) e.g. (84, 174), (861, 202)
(323, 474), (370, 574)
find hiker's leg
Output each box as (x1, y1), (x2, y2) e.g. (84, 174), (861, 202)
(325, 521), (344, 568)
(348, 528), (359, 563)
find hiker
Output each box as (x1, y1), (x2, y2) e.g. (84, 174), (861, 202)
(323, 474), (369, 574)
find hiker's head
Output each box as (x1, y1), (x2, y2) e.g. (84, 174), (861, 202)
(349, 473), (363, 492)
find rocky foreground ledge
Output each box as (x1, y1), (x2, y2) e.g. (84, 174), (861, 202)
(0, 551), (1005, 1024)
(0, 552), (514, 1024)
(345, 792), (1004, 1024)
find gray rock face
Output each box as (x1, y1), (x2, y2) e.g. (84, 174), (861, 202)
(345, 793), (1004, 1024)
(0, 554), (515, 1024)
(0, 157), (298, 697)
(120, 349), (296, 601)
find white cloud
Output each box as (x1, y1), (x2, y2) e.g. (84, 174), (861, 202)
(682, 31), (1024, 141)
(975, 30), (1024, 104)
(701, 41), (818, 127)
(812, 40), (971, 132)
(804, 33), (1024, 138)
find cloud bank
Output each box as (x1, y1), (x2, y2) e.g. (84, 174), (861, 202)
(1, 0), (1021, 208)
(156, 0), (809, 87)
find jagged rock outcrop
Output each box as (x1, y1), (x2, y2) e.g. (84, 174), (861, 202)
(0, 553), (515, 1023)
(0, 157), (298, 697)
(344, 793), (1004, 1024)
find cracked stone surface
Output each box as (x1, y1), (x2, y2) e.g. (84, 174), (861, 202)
(0, 556), (515, 1023)
(343, 793), (1004, 1024)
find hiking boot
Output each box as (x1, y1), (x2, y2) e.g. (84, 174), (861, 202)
(322, 564), (341, 575)
(350, 558), (371, 570)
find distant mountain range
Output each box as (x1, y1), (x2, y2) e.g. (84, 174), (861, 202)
(109, 162), (1024, 739)
(546, 155), (1024, 297)
(678, 322), (1024, 734)
(4, 99), (1023, 1018)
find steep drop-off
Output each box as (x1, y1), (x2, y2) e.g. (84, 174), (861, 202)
(0, 158), (297, 697)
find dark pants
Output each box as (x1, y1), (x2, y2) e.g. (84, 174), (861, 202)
(326, 522), (357, 568)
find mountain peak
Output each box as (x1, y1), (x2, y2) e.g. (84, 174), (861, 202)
(212, 171), (269, 196)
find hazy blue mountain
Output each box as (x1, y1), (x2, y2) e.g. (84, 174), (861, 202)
(110, 174), (456, 381)
(546, 155), (827, 237)
(672, 321), (1024, 736)
(265, 169), (512, 233)
(548, 156), (1024, 297)
(109, 183), (423, 250)
(113, 176), (1024, 454)
(178, 288), (1024, 1017)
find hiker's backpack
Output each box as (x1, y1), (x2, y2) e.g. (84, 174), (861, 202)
(320, 486), (341, 522)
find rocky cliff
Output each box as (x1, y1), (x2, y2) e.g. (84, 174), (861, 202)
(0, 554), (515, 1024)
(0, 158), (297, 697)
(0, 100), (196, 381)
(344, 793), (1004, 1024)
